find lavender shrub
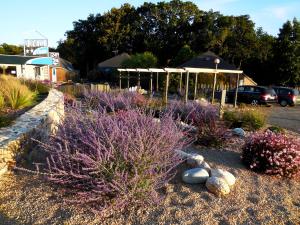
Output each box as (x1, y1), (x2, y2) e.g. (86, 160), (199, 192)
(166, 100), (227, 147)
(242, 131), (300, 177)
(39, 106), (191, 216)
(83, 90), (147, 112)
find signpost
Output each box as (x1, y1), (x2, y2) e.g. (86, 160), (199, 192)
(24, 39), (48, 56)
(49, 52), (60, 66)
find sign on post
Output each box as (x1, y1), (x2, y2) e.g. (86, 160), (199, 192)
(24, 39), (48, 56)
(49, 52), (60, 66)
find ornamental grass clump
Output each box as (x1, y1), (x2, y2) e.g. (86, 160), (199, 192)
(39, 106), (190, 216)
(242, 131), (300, 177)
(0, 75), (36, 109)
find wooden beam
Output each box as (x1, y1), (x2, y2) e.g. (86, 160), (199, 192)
(164, 72), (170, 103)
(150, 72), (153, 97)
(194, 73), (198, 100)
(185, 71), (189, 103)
(179, 72), (182, 93)
(234, 73), (240, 108)
(119, 71), (122, 89)
(127, 71), (130, 89)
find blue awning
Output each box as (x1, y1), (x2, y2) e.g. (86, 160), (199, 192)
(25, 57), (53, 65)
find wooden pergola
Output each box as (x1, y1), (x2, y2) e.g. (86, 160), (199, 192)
(117, 67), (243, 106)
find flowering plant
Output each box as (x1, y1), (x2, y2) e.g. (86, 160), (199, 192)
(242, 131), (300, 177)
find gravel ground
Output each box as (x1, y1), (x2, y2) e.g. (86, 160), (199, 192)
(0, 137), (300, 225)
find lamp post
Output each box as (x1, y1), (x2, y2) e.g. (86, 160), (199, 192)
(212, 58), (220, 104)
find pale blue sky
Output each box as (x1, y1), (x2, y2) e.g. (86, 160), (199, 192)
(0, 0), (299, 47)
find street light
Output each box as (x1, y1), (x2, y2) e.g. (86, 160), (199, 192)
(212, 58), (220, 103)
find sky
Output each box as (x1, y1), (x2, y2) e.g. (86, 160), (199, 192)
(0, 0), (299, 48)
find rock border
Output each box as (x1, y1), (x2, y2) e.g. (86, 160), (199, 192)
(0, 89), (64, 176)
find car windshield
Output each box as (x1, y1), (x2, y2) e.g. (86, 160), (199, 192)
(264, 88), (276, 95)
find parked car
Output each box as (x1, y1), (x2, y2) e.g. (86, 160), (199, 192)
(226, 85), (277, 105)
(272, 86), (300, 107)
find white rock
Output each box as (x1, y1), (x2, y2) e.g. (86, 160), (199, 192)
(182, 168), (209, 184)
(175, 150), (191, 159)
(210, 169), (236, 186)
(232, 128), (245, 137)
(186, 153), (204, 166)
(206, 177), (230, 196)
(199, 161), (211, 173)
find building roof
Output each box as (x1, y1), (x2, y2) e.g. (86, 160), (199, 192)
(180, 51), (237, 70)
(98, 53), (131, 68)
(0, 54), (36, 65)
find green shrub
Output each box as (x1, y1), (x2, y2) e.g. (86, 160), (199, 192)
(0, 75), (36, 109)
(0, 114), (13, 128)
(267, 125), (285, 134)
(223, 108), (267, 131)
(21, 79), (50, 95)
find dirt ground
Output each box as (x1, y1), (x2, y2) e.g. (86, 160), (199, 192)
(0, 137), (299, 225)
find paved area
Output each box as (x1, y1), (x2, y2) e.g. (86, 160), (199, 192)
(268, 105), (300, 133)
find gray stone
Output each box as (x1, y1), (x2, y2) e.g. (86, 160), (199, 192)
(206, 176), (230, 196)
(186, 153), (204, 167)
(198, 161), (212, 173)
(210, 169), (236, 186)
(182, 168), (209, 184)
(232, 128), (245, 137)
(175, 150), (191, 160)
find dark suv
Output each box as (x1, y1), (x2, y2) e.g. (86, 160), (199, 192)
(272, 87), (300, 106)
(226, 85), (277, 105)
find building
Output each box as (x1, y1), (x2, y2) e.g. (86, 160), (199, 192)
(0, 54), (76, 83)
(180, 51), (257, 89)
(97, 53), (131, 73)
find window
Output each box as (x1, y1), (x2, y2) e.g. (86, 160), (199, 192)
(244, 86), (255, 92)
(238, 86), (244, 91)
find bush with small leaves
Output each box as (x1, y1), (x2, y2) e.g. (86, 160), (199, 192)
(242, 131), (300, 177)
(38, 105), (191, 216)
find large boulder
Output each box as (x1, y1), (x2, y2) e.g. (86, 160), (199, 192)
(210, 169), (236, 186)
(206, 177), (230, 196)
(175, 150), (191, 160)
(182, 168), (209, 184)
(232, 128), (245, 137)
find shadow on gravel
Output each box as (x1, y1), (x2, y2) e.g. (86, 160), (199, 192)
(0, 212), (23, 225)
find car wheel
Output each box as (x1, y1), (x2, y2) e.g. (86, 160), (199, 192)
(280, 100), (288, 107)
(251, 99), (258, 106)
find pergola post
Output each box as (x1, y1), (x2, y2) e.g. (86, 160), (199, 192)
(127, 71), (130, 89)
(164, 72), (170, 103)
(212, 72), (217, 104)
(119, 71), (122, 89)
(179, 72), (183, 93)
(150, 72), (153, 97)
(185, 71), (189, 103)
(137, 71), (141, 87)
(234, 73), (240, 108)
(156, 72), (159, 91)
(194, 73), (198, 100)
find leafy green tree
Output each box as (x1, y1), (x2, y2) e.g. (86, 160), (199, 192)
(122, 52), (157, 68)
(0, 43), (23, 55)
(170, 44), (196, 66)
(273, 18), (300, 86)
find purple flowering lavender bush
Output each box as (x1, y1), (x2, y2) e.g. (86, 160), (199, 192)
(166, 101), (227, 147)
(39, 105), (190, 216)
(83, 90), (147, 112)
(242, 131), (300, 177)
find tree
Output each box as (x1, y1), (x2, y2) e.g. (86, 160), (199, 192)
(0, 43), (23, 55)
(170, 44), (196, 66)
(273, 18), (300, 86)
(122, 52), (157, 68)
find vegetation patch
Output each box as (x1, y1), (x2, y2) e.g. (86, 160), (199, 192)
(242, 131), (300, 177)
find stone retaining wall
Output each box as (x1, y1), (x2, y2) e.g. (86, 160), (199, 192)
(0, 89), (64, 175)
